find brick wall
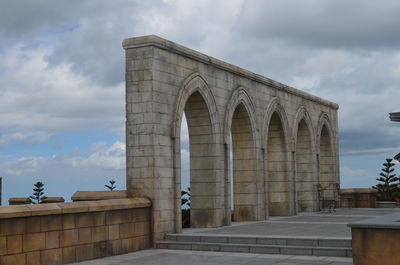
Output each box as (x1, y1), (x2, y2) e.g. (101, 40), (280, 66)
(0, 198), (151, 265)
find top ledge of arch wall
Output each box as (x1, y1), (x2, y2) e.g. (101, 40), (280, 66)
(122, 35), (339, 110)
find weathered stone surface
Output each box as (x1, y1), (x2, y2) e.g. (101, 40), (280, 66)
(123, 35), (340, 239)
(42, 197), (65, 204)
(8, 197), (31, 205)
(0, 199), (151, 264)
(71, 190), (127, 201)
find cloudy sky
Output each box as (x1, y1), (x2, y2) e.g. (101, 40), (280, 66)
(1, 0), (400, 203)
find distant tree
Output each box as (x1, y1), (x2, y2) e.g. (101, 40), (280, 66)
(181, 187), (191, 228)
(105, 180), (116, 191)
(30, 181), (47, 204)
(373, 158), (399, 201)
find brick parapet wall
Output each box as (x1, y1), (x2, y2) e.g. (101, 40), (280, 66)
(0, 198), (152, 265)
(340, 188), (376, 208)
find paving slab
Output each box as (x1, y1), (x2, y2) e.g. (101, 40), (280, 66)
(70, 209), (400, 264)
(70, 249), (353, 265)
(183, 208), (400, 239)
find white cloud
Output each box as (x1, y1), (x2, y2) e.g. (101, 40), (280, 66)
(2, 0), (400, 193)
(66, 141), (126, 170)
(0, 131), (50, 146)
(343, 146), (400, 156)
(180, 114), (189, 144)
(0, 141), (126, 177)
(341, 167), (366, 177)
(1, 156), (49, 176)
(180, 148), (190, 171)
(0, 45), (124, 146)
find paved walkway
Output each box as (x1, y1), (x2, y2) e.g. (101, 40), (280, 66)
(71, 209), (400, 265)
(184, 208), (400, 239)
(72, 249), (353, 265)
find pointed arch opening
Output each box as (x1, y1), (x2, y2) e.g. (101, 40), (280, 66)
(319, 125), (335, 198)
(266, 112), (289, 216)
(295, 119), (315, 212)
(230, 103), (258, 221)
(180, 91), (216, 228)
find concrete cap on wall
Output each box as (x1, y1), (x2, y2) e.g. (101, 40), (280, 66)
(0, 198), (151, 219)
(122, 35), (339, 110)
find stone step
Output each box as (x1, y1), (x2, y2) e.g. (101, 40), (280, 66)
(165, 234), (351, 248)
(156, 241), (352, 257)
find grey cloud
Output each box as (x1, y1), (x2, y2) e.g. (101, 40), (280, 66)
(237, 0), (400, 49)
(2, 0), (400, 173)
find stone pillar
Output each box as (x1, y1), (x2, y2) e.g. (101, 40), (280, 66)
(123, 39), (175, 241)
(123, 36), (225, 240)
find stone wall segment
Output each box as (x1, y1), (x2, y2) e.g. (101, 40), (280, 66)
(123, 35), (339, 239)
(0, 198), (151, 265)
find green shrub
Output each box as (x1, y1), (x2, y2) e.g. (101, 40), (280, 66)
(373, 158), (399, 201)
(30, 181), (47, 204)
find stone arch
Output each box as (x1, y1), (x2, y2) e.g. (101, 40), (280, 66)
(316, 113), (336, 198)
(223, 87), (260, 221)
(171, 73), (222, 230)
(171, 73), (220, 139)
(262, 98), (292, 216)
(292, 106), (317, 212)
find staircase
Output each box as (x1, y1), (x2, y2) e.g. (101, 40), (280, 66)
(156, 233), (352, 257)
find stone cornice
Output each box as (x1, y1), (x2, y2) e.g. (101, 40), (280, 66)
(123, 35), (339, 110)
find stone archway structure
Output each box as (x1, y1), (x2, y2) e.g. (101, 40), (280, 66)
(316, 113), (339, 199)
(223, 87), (261, 222)
(123, 35), (339, 240)
(262, 98), (293, 216)
(292, 106), (318, 212)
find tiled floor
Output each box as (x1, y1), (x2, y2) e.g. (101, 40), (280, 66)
(71, 209), (400, 264)
(184, 208), (400, 239)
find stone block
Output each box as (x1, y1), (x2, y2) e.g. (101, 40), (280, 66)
(108, 224), (120, 240)
(280, 246), (312, 255)
(45, 231), (59, 249)
(62, 246), (76, 264)
(250, 246), (280, 254)
(313, 248), (347, 257)
(220, 244), (249, 253)
(78, 227), (92, 244)
(93, 212), (106, 226)
(75, 244), (94, 262)
(107, 239), (122, 256)
(26, 216), (41, 234)
(107, 209), (132, 225)
(228, 237), (256, 244)
(41, 197), (65, 204)
(1, 253), (26, 265)
(0, 236), (6, 255)
(58, 201), (89, 214)
(40, 215), (62, 232)
(28, 204), (61, 216)
(8, 197), (31, 205)
(71, 190), (127, 201)
(120, 238), (135, 253)
(0, 218), (26, 235)
(75, 212), (94, 228)
(26, 251), (40, 265)
(60, 229), (78, 247)
(92, 226), (107, 242)
(62, 214), (75, 230)
(7, 234), (22, 254)
(23, 233), (45, 252)
(93, 241), (108, 258)
(119, 223), (135, 238)
(40, 248), (62, 265)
